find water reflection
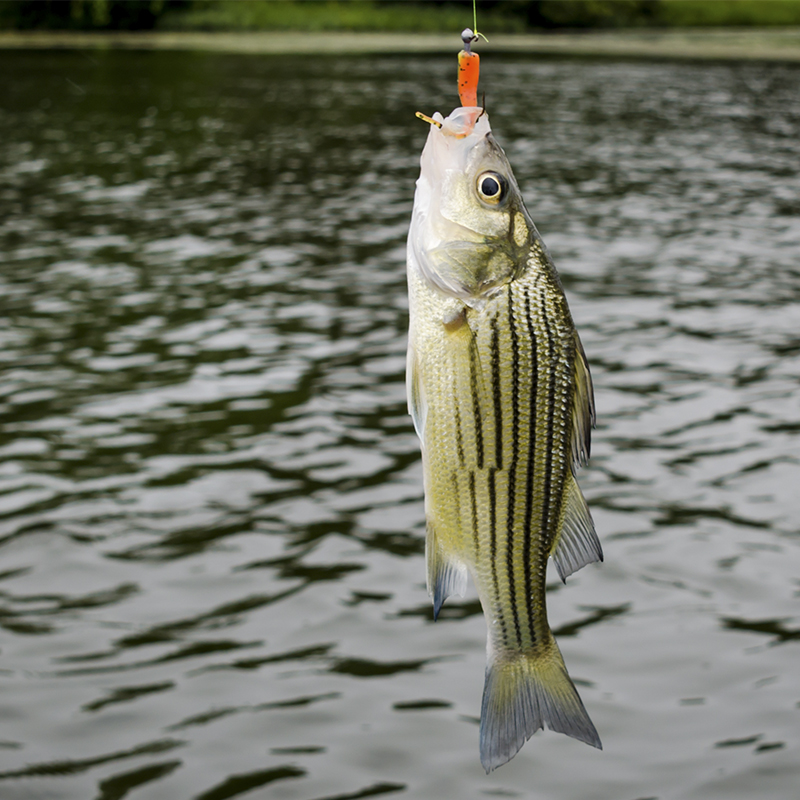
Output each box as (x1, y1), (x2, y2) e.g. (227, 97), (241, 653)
(0, 48), (798, 799)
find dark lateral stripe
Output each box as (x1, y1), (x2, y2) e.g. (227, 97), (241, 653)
(454, 381), (465, 467)
(490, 317), (503, 469)
(488, 467), (507, 645)
(451, 472), (462, 535)
(469, 341), (484, 470)
(544, 300), (572, 563)
(505, 287), (523, 647)
(469, 470), (479, 555)
(522, 286), (538, 646)
(539, 291), (557, 559)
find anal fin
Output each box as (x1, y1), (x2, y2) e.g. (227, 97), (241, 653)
(552, 475), (603, 583)
(426, 524), (467, 620)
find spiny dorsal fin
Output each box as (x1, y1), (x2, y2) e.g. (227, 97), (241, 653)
(571, 332), (595, 470)
(551, 475), (603, 583)
(426, 524), (467, 620)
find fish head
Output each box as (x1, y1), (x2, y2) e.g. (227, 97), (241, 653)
(409, 107), (535, 307)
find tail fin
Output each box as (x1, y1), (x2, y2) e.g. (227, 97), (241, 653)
(479, 637), (601, 773)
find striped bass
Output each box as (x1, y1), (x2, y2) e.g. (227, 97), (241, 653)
(406, 105), (603, 772)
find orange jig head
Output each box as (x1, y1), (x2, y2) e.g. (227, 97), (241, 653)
(458, 28), (480, 108)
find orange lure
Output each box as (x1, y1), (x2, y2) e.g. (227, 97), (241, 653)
(457, 28), (480, 107)
(414, 27), (484, 136)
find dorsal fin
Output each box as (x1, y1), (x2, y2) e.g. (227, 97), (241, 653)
(570, 332), (595, 470)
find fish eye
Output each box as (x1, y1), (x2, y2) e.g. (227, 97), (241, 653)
(476, 172), (506, 205)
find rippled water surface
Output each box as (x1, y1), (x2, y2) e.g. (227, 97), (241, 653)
(1, 48), (799, 800)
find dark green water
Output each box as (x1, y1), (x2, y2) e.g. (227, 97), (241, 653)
(0, 48), (799, 799)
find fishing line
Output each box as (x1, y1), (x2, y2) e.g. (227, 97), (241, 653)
(472, 0), (488, 43)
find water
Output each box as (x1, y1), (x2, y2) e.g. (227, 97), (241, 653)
(0, 47), (799, 800)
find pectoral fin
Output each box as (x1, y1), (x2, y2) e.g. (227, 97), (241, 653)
(551, 475), (603, 583)
(442, 306), (488, 425)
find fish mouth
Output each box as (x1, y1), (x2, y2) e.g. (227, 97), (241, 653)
(416, 107), (485, 139)
(441, 106), (485, 139)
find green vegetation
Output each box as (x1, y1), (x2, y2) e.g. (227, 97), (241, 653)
(654, 0), (800, 26)
(502, 0), (800, 29)
(157, 1), (524, 33)
(0, 0), (171, 30)
(2, 0), (800, 33)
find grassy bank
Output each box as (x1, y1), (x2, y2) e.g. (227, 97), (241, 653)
(156, 1), (524, 34)
(1, 28), (800, 62)
(4, 1), (800, 35)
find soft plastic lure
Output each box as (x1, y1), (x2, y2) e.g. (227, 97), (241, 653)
(457, 27), (481, 107)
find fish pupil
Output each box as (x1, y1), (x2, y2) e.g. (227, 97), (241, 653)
(481, 176), (500, 197)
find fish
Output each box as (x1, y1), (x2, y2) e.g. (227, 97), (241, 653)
(406, 98), (603, 772)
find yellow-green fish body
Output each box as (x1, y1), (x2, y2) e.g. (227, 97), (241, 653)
(407, 107), (602, 772)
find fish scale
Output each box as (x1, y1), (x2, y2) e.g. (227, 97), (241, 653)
(439, 273), (575, 654)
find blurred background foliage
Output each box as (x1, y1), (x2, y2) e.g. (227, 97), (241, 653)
(2, 0), (800, 32)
